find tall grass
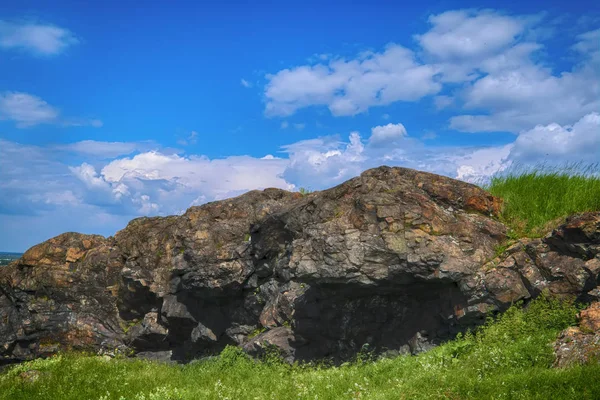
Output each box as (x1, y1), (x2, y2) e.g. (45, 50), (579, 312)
(486, 163), (600, 237)
(2, 296), (597, 400)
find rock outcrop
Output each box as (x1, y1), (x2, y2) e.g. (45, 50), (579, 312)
(554, 302), (600, 367)
(1, 166), (599, 365)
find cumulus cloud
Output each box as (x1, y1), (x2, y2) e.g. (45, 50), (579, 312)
(263, 10), (599, 135)
(241, 79), (253, 88)
(428, 15), (599, 135)
(416, 10), (526, 61)
(449, 59), (600, 133)
(453, 145), (513, 183)
(101, 152), (292, 196)
(414, 9), (535, 82)
(264, 44), (441, 117)
(0, 20), (78, 56)
(0, 92), (102, 128)
(369, 123), (408, 146)
(281, 132), (367, 188)
(508, 112), (600, 164)
(70, 163), (112, 190)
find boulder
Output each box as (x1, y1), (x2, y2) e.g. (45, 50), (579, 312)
(1, 166), (599, 364)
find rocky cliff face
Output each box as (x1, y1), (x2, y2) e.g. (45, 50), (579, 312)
(1, 166), (599, 365)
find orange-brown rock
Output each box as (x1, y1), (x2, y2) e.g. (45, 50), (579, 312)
(554, 302), (600, 368)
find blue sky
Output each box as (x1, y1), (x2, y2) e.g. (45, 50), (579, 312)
(0, 0), (599, 251)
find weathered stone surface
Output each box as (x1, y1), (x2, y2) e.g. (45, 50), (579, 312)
(1, 166), (599, 365)
(476, 212), (600, 310)
(554, 302), (600, 368)
(242, 327), (297, 363)
(580, 302), (600, 332)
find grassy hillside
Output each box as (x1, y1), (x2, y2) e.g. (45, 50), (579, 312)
(486, 163), (600, 238)
(2, 296), (598, 400)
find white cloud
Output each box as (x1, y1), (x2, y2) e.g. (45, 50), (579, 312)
(280, 121), (289, 129)
(508, 112), (600, 164)
(415, 10), (527, 63)
(92, 151), (293, 212)
(264, 44), (441, 117)
(70, 163), (112, 190)
(61, 140), (148, 158)
(281, 132), (367, 188)
(241, 79), (253, 88)
(438, 16), (600, 134)
(369, 123), (408, 146)
(453, 145), (513, 183)
(263, 10), (599, 136)
(0, 91), (102, 128)
(449, 62), (600, 132)
(294, 123), (305, 130)
(0, 92), (58, 127)
(0, 20), (78, 56)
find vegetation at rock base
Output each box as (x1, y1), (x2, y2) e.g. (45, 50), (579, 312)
(486, 163), (600, 238)
(298, 187), (313, 195)
(2, 296), (600, 400)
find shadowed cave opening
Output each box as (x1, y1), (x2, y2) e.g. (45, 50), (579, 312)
(291, 280), (479, 362)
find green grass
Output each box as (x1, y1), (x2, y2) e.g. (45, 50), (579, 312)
(486, 163), (600, 238)
(2, 296), (598, 400)
(298, 187), (313, 195)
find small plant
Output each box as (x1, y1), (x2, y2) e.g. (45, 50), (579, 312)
(247, 326), (266, 339)
(119, 319), (140, 334)
(298, 187), (312, 195)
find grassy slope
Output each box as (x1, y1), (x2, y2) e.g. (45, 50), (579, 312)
(486, 164), (600, 237)
(2, 168), (600, 399)
(1, 297), (598, 400)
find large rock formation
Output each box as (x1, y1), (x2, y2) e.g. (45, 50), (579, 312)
(1, 166), (599, 365)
